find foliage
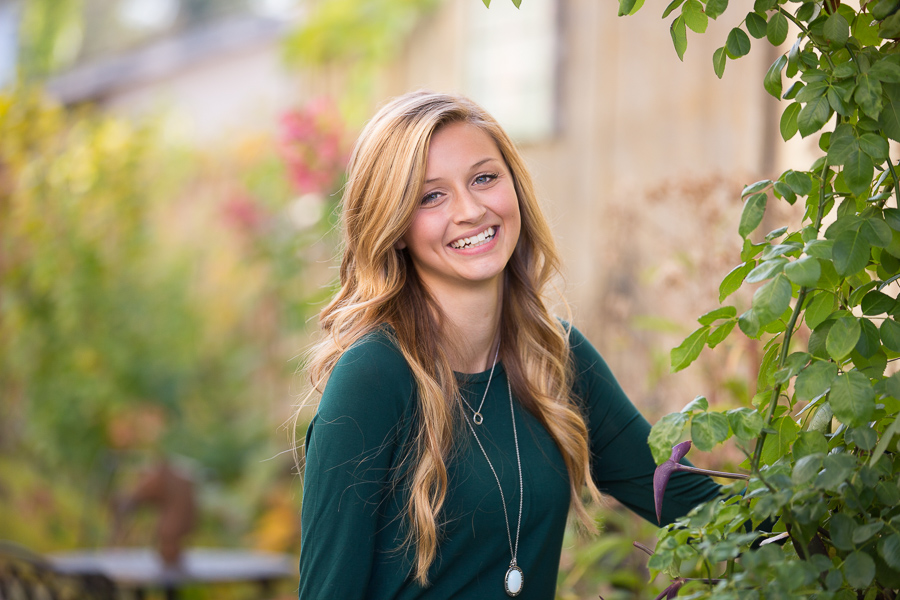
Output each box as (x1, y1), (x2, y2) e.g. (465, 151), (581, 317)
(0, 85), (343, 551)
(281, 0), (440, 122)
(606, 0), (900, 597)
(15, 0), (85, 79)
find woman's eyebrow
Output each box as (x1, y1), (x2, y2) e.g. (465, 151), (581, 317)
(424, 158), (498, 184)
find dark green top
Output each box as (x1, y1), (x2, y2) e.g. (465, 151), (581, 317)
(298, 326), (719, 599)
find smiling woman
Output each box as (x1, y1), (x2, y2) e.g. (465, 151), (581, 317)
(397, 121), (522, 311)
(293, 91), (721, 600)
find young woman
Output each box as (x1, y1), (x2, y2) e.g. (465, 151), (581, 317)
(295, 91), (720, 599)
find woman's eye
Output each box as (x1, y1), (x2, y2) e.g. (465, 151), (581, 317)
(474, 173), (498, 185)
(421, 191), (442, 205)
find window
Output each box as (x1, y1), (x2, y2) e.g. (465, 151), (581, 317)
(464, 0), (559, 143)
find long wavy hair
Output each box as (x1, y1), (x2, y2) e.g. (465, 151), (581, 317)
(294, 91), (600, 585)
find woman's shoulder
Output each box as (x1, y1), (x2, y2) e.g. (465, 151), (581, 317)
(319, 325), (416, 420)
(333, 326), (409, 375)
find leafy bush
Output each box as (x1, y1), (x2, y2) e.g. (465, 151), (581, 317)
(609, 0), (900, 597)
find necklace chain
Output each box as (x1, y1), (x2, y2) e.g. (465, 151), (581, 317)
(459, 341), (500, 426)
(462, 375), (524, 594)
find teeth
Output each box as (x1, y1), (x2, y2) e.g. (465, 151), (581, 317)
(450, 227), (496, 249)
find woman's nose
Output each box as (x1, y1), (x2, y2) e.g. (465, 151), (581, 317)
(452, 189), (486, 223)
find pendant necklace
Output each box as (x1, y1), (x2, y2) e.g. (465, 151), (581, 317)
(459, 341), (500, 425)
(461, 345), (525, 597)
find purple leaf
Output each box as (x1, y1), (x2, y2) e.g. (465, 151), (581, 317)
(654, 578), (686, 600)
(654, 441), (692, 524)
(653, 440), (749, 524)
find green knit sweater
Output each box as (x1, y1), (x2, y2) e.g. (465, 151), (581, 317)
(298, 326), (720, 599)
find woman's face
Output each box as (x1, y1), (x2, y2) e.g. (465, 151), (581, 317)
(398, 121), (521, 297)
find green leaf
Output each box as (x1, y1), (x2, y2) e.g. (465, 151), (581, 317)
(671, 326), (710, 372)
(649, 412), (689, 464)
(792, 452), (824, 485)
(858, 132), (890, 160)
(738, 308), (761, 337)
(727, 407), (764, 441)
(878, 534), (900, 570)
(795, 360), (838, 402)
(698, 305), (737, 325)
(752, 273), (792, 326)
(824, 12), (850, 47)
(871, 0), (900, 20)
(742, 179), (771, 196)
(746, 12), (768, 39)
(861, 290), (896, 315)
(780, 102), (801, 140)
(827, 315), (862, 360)
(798, 96), (833, 137)
(885, 208), (900, 231)
(764, 54), (788, 98)
(846, 426), (878, 451)
(739, 193), (768, 238)
(805, 292), (836, 329)
(793, 430), (828, 458)
(830, 370), (876, 427)
(827, 124), (857, 165)
(681, 395), (708, 413)
(618, 0), (637, 16)
(784, 256), (821, 286)
(767, 12), (789, 46)
(713, 46), (727, 78)
(726, 27), (751, 57)
(860, 217), (893, 247)
(706, 0), (728, 20)
(683, 0), (708, 33)
(844, 148), (875, 197)
(662, 0), (686, 18)
(855, 73), (884, 119)
(691, 411), (731, 451)
(760, 415), (799, 465)
(870, 60), (900, 84)
(707, 320), (736, 348)
(879, 83), (900, 142)
(817, 453), (857, 490)
(671, 16), (688, 60)
(785, 170), (812, 195)
(881, 317), (900, 352)
(843, 551), (876, 589)
(870, 414), (900, 466)
(746, 257), (788, 283)
(830, 513), (857, 551)
(719, 261), (754, 302)
(855, 317), (881, 358)
(833, 228), (871, 276)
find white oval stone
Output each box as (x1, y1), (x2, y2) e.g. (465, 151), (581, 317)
(505, 568), (523, 595)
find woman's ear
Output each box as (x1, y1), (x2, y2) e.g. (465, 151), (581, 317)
(395, 239), (407, 250)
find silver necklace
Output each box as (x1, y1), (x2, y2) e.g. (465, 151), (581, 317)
(459, 342), (500, 425)
(462, 371), (524, 597)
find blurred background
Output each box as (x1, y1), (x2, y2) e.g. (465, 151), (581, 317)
(0, 0), (814, 598)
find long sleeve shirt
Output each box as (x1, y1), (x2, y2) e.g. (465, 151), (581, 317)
(297, 325), (721, 599)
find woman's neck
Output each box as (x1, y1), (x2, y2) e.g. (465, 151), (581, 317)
(431, 281), (503, 374)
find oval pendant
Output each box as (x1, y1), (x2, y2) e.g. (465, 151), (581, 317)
(472, 412), (483, 425)
(504, 565), (523, 597)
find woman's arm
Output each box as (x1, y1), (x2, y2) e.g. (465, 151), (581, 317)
(298, 333), (415, 599)
(568, 326), (722, 525)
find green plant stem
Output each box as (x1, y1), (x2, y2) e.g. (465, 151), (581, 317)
(776, 6), (835, 69)
(677, 464), (750, 480)
(750, 157), (830, 473)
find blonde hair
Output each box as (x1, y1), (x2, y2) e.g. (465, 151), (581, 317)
(294, 91), (600, 584)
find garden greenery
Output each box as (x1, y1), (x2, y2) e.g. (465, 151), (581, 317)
(611, 0), (900, 597)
